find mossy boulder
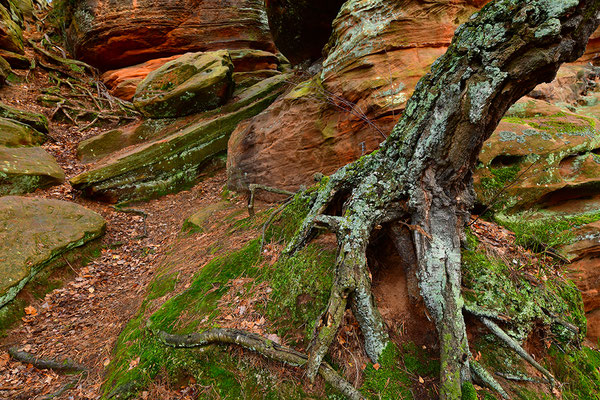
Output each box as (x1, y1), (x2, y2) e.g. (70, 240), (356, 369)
(133, 50), (234, 118)
(0, 117), (47, 146)
(474, 102), (600, 211)
(0, 146), (65, 195)
(72, 74), (291, 203)
(0, 2), (23, 54)
(76, 119), (177, 164)
(0, 102), (49, 133)
(0, 196), (105, 308)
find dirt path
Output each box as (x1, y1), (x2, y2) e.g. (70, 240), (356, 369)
(0, 164), (240, 400)
(0, 24), (255, 397)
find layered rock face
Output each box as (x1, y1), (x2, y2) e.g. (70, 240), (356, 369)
(227, 0), (490, 193)
(65, 0), (276, 71)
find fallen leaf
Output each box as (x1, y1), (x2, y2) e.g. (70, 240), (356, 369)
(24, 306), (37, 316)
(103, 358), (110, 367)
(418, 376), (425, 384)
(0, 352), (9, 367)
(128, 357), (140, 370)
(373, 363), (380, 371)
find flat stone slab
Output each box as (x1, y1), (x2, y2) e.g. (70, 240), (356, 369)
(0, 196), (106, 308)
(0, 117), (47, 147)
(0, 102), (49, 133)
(0, 146), (65, 195)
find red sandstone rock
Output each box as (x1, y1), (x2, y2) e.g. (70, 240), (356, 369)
(66, 0), (276, 71)
(228, 0), (600, 195)
(101, 56), (180, 101)
(227, 0), (488, 194)
(102, 50), (282, 101)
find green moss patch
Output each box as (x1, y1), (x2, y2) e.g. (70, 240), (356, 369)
(360, 342), (439, 399)
(462, 232), (586, 342)
(103, 190), (326, 398)
(495, 210), (600, 253)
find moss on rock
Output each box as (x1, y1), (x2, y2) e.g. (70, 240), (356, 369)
(0, 196), (106, 309)
(71, 74), (291, 203)
(0, 101), (49, 133)
(0, 145), (65, 195)
(0, 117), (47, 147)
(133, 51), (234, 118)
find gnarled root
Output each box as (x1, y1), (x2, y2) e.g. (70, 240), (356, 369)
(155, 328), (365, 400)
(284, 172), (392, 381)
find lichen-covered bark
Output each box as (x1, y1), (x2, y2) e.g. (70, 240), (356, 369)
(286, 1), (600, 398)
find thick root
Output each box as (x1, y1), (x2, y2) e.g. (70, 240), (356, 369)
(156, 328), (365, 400)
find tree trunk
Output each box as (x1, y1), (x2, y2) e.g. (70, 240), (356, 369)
(285, 0), (600, 398)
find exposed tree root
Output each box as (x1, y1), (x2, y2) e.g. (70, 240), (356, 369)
(28, 38), (98, 77)
(8, 347), (86, 373)
(155, 328), (365, 400)
(478, 316), (555, 386)
(495, 372), (549, 385)
(470, 360), (509, 399)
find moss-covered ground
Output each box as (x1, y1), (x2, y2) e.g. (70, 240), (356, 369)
(104, 187), (600, 399)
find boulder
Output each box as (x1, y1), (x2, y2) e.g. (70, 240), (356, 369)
(0, 101), (49, 133)
(103, 49), (282, 102)
(0, 196), (105, 308)
(71, 73), (291, 203)
(0, 2), (22, 54)
(265, 0), (346, 64)
(0, 117), (47, 146)
(101, 55), (181, 101)
(133, 51), (234, 118)
(0, 146), (65, 195)
(63, 0), (276, 70)
(77, 118), (177, 163)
